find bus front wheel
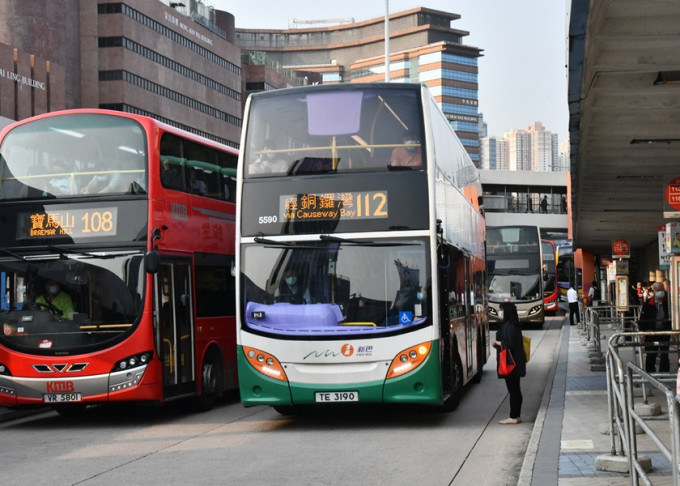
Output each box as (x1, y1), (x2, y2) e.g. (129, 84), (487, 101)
(442, 351), (464, 412)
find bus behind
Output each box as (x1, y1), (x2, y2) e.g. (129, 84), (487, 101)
(0, 109), (238, 413)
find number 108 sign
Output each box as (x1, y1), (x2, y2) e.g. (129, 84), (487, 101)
(18, 207), (118, 240)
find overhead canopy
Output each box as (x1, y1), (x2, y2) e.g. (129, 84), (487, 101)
(568, 0), (680, 255)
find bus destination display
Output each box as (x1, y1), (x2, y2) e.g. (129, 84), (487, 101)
(17, 207), (118, 240)
(279, 190), (388, 222)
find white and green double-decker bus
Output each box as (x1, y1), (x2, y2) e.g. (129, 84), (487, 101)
(235, 83), (488, 412)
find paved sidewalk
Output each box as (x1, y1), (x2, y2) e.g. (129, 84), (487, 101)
(525, 315), (677, 486)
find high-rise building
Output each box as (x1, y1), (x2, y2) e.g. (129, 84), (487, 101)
(0, 0), (244, 147)
(526, 122), (558, 171)
(234, 7), (483, 165)
(505, 129), (531, 171)
(488, 122), (560, 172)
(480, 136), (497, 170)
(478, 113), (488, 139)
(497, 139), (509, 171)
(557, 139), (570, 172)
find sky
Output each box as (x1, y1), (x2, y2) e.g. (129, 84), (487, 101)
(210, 0), (570, 142)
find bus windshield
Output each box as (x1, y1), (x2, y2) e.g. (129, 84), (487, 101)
(487, 226), (542, 303)
(0, 251), (145, 354)
(243, 86), (425, 176)
(241, 239), (431, 337)
(0, 113), (147, 200)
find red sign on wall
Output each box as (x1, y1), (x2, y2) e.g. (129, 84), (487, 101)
(665, 177), (680, 210)
(612, 239), (630, 258)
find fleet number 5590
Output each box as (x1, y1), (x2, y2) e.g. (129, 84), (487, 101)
(258, 215), (278, 224)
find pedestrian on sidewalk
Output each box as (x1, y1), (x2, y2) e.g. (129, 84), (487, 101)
(639, 281), (671, 373)
(493, 301), (526, 424)
(567, 283), (580, 326)
(587, 280), (598, 307)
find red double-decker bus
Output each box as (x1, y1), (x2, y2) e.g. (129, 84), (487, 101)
(0, 109), (238, 413)
(541, 239), (558, 314)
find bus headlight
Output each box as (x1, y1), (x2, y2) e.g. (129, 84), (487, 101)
(243, 346), (288, 382)
(111, 351), (153, 372)
(529, 305), (542, 316)
(386, 342), (431, 379)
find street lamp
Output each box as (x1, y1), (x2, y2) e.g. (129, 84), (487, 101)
(385, 0), (390, 82)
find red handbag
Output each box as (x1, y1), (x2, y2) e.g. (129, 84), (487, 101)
(498, 344), (516, 376)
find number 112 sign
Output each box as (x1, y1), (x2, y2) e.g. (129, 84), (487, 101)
(279, 190), (388, 222)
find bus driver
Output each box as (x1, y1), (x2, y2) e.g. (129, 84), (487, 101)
(36, 279), (75, 319)
(275, 269), (312, 305)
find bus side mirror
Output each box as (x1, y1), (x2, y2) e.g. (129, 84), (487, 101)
(145, 250), (159, 274)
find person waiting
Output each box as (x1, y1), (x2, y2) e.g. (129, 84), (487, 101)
(567, 283), (580, 326)
(639, 281), (671, 373)
(36, 279), (75, 319)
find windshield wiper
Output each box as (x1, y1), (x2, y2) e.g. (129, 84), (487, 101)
(47, 244), (131, 259)
(48, 244), (100, 259)
(253, 235), (286, 245)
(253, 235), (320, 249)
(0, 248), (27, 261)
(319, 234), (416, 247)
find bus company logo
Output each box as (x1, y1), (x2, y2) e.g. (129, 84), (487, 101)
(303, 349), (340, 360)
(46, 381), (75, 393)
(171, 203), (188, 221)
(301, 345), (356, 360)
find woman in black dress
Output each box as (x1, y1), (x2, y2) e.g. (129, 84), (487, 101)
(494, 301), (526, 424)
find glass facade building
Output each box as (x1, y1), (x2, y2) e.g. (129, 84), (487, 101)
(234, 7), (482, 165)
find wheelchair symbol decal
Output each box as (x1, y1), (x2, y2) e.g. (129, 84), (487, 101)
(399, 311), (413, 324)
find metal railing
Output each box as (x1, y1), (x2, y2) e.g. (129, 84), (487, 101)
(625, 361), (680, 485)
(582, 305), (641, 361)
(603, 331), (680, 485)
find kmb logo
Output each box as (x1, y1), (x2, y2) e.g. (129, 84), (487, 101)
(46, 381), (75, 393)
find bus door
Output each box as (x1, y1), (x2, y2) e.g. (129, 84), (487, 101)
(464, 257), (474, 375)
(156, 260), (195, 397)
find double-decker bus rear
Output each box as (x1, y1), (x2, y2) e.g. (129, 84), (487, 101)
(0, 110), (238, 413)
(236, 83), (488, 412)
